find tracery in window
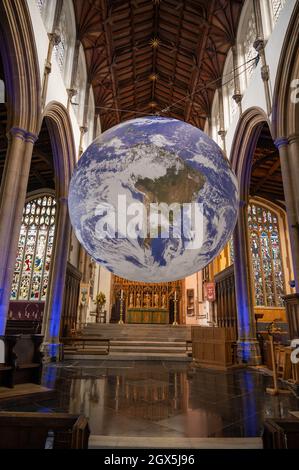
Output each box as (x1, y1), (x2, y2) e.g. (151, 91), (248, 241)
(72, 44), (87, 125)
(10, 195), (56, 302)
(271, 0), (286, 24)
(242, 8), (258, 84)
(54, 7), (66, 72)
(36, 0), (46, 11)
(248, 202), (285, 307)
(222, 52), (238, 127)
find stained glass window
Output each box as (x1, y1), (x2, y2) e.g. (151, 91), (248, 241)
(271, 0), (286, 24)
(243, 8), (258, 83)
(36, 0), (46, 11)
(248, 202), (285, 307)
(10, 195), (56, 302)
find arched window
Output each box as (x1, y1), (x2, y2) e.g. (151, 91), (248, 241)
(237, 0), (258, 91)
(270, 0), (286, 25)
(10, 195), (56, 302)
(248, 202), (285, 307)
(36, 0), (57, 32)
(54, 0), (76, 87)
(211, 92), (222, 148)
(222, 50), (238, 128)
(72, 44), (87, 126)
(84, 87), (95, 147)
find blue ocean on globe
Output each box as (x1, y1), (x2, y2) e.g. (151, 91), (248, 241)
(68, 116), (239, 283)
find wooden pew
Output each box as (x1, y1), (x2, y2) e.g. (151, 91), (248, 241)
(5, 320), (41, 335)
(0, 412), (90, 449)
(263, 418), (299, 449)
(0, 335), (43, 388)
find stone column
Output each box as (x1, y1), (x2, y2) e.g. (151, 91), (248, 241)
(233, 201), (261, 365)
(0, 128), (37, 335)
(42, 196), (71, 360)
(288, 134), (299, 221)
(275, 137), (299, 291)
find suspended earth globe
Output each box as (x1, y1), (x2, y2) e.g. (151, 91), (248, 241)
(68, 116), (239, 283)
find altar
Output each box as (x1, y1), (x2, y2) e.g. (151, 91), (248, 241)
(112, 276), (183, 324)
(126, 308), (169, 324)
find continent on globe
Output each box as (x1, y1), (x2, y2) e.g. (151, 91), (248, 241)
(135, 151), (206, 205)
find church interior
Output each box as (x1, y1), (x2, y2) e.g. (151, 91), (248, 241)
(0, 0), (299, 450)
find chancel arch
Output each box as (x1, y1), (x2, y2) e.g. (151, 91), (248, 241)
(6, 100), (77, 359)
(270, 0), (299, 293)
(7, 116), (56, 330)
(0, 0), (41, 335)
(40, 101), (76, 359)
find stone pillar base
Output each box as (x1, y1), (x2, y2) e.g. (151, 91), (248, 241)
(42, 342), (63, 363)
(237, 339), (261, 365)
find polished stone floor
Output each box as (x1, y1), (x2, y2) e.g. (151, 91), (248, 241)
(1, 360), (298, 438)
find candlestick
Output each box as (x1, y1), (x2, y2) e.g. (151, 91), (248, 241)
(119, 290), (124, 324)
(172, 291), (178, 326)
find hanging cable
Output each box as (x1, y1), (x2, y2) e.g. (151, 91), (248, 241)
(89, 54), (259, 118)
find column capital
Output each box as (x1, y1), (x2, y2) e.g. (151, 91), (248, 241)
(80, 126), (88, 135)
(274, 137), (289, 149)
(48, 31), (61, 47)
(8, 127), (38, 144)
(58, 196), (68, 204)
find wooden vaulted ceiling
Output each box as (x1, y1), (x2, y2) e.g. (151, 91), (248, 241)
(73, 0), (244, 131)
(250, 124), (285, 204)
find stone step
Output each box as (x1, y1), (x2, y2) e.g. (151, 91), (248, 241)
(64, 352), (191, 361)
(110, 340), (186, 346)
(110, 347), (187, 353)
(108, 352), (192, 361)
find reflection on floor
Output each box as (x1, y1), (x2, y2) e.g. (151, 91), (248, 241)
(1, 360), (298, 439)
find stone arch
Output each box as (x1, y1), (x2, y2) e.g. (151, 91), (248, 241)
(272, 1), (299, 138)
(0, 0), (41, 134)
(40, 102), (76, 358)
(229, 107), (271, 364)
(230, 107), (271, 202)
(43, 101), (76, 197)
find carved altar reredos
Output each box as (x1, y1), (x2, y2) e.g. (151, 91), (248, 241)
(112, 275), (183, 310)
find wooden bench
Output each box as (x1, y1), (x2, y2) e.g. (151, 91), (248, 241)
(263, 418), (299, 449)
(0, 335), (43, 388)
(0, 412), (90, 449)
(5, 320), (41, 335)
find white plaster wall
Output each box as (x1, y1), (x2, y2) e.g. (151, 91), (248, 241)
(225, 0), (297, 156)
(97, 268), (112, 320)
(184, 273), (204, 325)
(26, 0), (85, 157)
